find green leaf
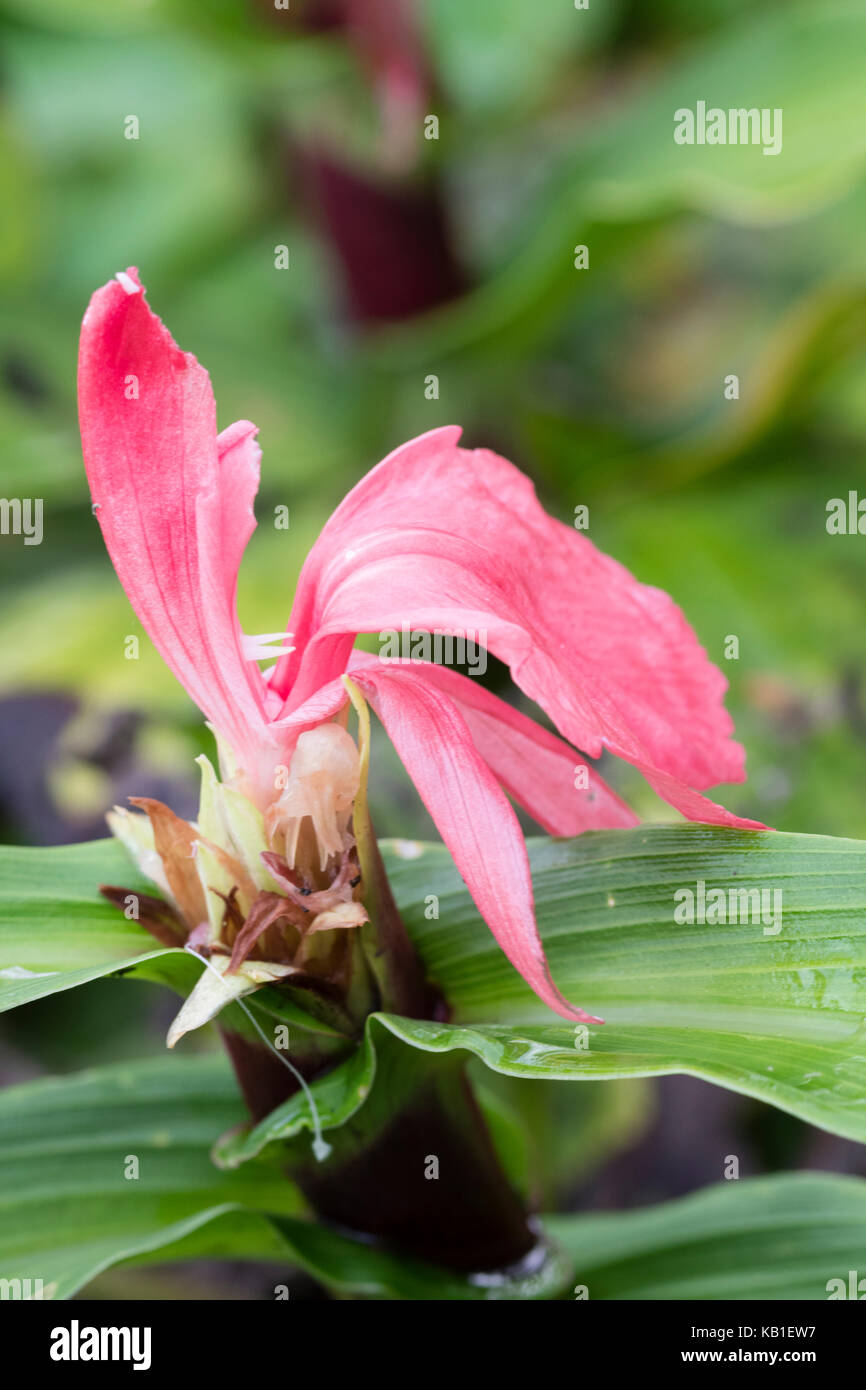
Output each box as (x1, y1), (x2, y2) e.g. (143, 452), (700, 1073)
(549, 1173), (866, 1300)
(0, 1052), (302, 1300)
(0, 1052), (571, 1302)
(0, 839), (342, 1039)
(274, 1172), (866, 1300)
(3, 32), (261, 299)
(383, 829), (866, 1144)
(0, 838), (178, 1010)
(265, 1213), (572, 1301)
(387, 827), (865, 1017)
(6, 826), (866, 1146)
(4, 1051), (862, 1301)
(98, 1168), (866, 1302)
(120, 1205), (572, 1301)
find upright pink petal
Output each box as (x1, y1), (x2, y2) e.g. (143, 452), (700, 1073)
(270, 426), (757, 823)
(78, 270), (268, 767)
(349, 664), (601, 1022)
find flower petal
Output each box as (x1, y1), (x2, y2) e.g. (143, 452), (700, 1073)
(78, 269), (268, 767)
(270, 426), (753, 818)
(380, 659), (639, 835)
(350, 664), (601, 1023)
(397, 662), (763, 831)
(278, 657), (764, 834)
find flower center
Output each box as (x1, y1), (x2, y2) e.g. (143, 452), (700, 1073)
(265, 723), (361, 875)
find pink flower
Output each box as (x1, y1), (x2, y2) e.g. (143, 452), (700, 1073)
(79, 269), (762, 1025)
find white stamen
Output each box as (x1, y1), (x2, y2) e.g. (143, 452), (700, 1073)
(243, 632), (296, 662)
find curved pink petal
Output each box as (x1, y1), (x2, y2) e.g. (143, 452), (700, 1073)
(78, 269), (268, 767)
(270, 427), (754, 822)
(377, 660), (763, 830)
(352, 654), (638, 835)
(349, 663), (601, 1023)
(631, 762), (765, 829)
(272, 650), (635, 836)
(276, 653), (763, 832)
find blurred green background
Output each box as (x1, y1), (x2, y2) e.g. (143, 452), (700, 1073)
(2, 0), (866, 1295)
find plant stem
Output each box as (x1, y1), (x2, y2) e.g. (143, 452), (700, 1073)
(223, 1030), (537, 1274)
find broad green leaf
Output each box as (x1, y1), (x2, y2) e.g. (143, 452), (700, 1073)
(0, 838), (177, 1010)
(2, 1049), (864, 1300)
(223, 827), (855, 1161)
(108, 1188), (573, 1302)
(386, 828), (866, 1019)
(110, 1204), (572, 1301)
(4, 826), (866, 1147)
(385, 830), (866, 1144)
(264, 1213), (572, 1302)
(0, 1053), (570, 1302)
(98, 1167), (866, 1302)
(0, 840), (341, 1039)
(0, 1053), (302, 1301)
(211, 1012), (654, 1175)
(549, 1173), (866, 1301)
(274, 1172), (866, 1300)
